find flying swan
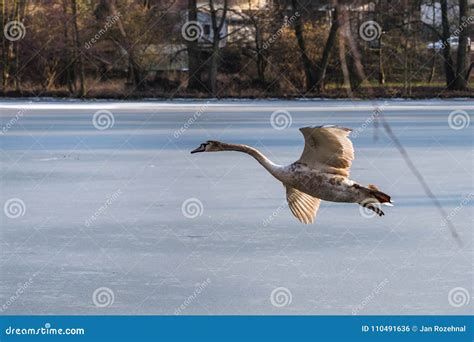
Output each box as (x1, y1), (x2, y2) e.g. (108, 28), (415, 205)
(191, 125), (392, 224)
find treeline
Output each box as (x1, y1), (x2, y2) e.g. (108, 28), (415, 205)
(0, 0), (472, 98)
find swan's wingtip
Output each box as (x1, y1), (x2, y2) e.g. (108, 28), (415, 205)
(300, 125), (352, 132)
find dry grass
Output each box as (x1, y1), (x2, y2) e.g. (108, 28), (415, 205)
(1, 79), (472, 99)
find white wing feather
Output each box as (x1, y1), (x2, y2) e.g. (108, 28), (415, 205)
(298, 125), (354, 176)
(286, 186), (321, 224)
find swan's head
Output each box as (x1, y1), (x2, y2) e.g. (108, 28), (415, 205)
(190, 140), (225, 154)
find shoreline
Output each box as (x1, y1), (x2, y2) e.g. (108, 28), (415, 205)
(1, 87), (472, 101)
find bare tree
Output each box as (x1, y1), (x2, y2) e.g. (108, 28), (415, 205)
(440, 0), (455, 87)
(186, 0), (204, 91)
(427, 0), (437, 84)
(95, 0), (143, 90)
(438, 0), (471, 90)
(71, 0), (85, 96)
(314, 5), (339, 91)
(291, 0), (339, 92)
(291, 0), (316, 90)
(12, 0), (20, 91)
(62, 0), (75, 93)
(244, 2), (269, 85)
(1, 0), (26, 92)
(452, 0), (469, 90)
(1, 0), (7, 90)
(336, 4), (352, 97)
(208, 0), (228, 96)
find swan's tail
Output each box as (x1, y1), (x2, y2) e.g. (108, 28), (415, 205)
(359, 184), (392, 217)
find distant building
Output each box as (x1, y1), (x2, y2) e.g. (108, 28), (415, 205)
(193, 11), (228, 48)
(144, 0), (271, 74)
(420, 1), (460, 27)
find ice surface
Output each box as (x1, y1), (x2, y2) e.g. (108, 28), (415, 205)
(0, 99), (472, 315)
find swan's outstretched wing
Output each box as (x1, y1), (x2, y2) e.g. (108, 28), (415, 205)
(298, 125), (354, 176)
(286, 186), (321, 224)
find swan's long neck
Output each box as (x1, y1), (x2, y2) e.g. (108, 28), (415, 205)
(218, 143), (284, 180)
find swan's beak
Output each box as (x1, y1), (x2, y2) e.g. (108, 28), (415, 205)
(191, 143), (206, 154)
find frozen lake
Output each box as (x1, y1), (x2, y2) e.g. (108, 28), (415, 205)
(0, 99), (472, 315)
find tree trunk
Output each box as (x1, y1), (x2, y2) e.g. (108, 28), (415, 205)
(427, 1), (436, 84)
(342, 7), (367, 91)
(452, 0), (469, 90)
(13, 0), (20, 92)
(127, 50), (141, 88)
(186, 0), (203, 92)
(207, 0), (227, 97)
(440, 0), (455, 87)
(255, 23), (265, 84)
(314, 6), (339, 91)
(378, 34), (385, 85)
(403, 37), (408, 95)
(62, 0), (75, 93)
(71, 0), (85, 96)
(1, 0), (8, 90)
(466, 62), (473, 80)
(428, 54), (436, 83)
(96, 0), (142, 90)
(291, 0), (315, 91)
(336, 5), (353, 96)
(209, 41), (219, 95)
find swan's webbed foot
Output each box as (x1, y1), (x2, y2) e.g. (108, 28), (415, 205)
(361, 202), (385, 216)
